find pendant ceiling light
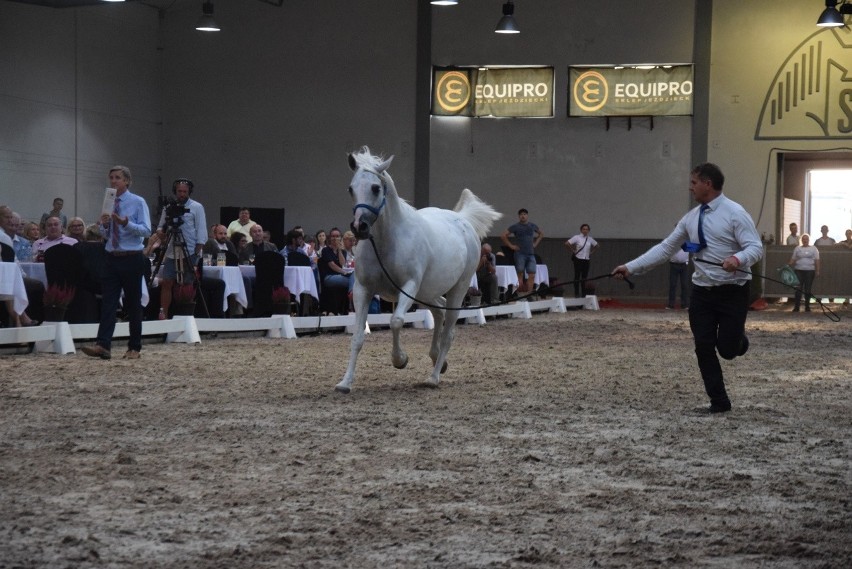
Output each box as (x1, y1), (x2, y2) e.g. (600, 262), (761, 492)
(817, 0), (852, 26)
(495, 1), (520, 34)
(431, 1), (459, 5)
(196, 0), (221, 32)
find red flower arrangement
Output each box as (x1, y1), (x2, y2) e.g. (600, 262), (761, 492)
(43, 284), (76, 308)
(271, 286), (291, 304)
(172, 283), (196, 304)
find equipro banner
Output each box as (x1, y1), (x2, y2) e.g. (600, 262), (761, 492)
(432, 67), (554, 117)
(569, 65), (694, 117)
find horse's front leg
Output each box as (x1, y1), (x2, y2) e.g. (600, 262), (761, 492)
(336, 282), (373, 394)
(428, 288), (466, 385)
(390, 281), (418, 370)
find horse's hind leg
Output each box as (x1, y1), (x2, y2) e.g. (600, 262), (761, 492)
(428, 305), (448, 374)
(428, 288), (466, 385)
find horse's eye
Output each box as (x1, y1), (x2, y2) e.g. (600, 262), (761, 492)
(371, 184), (380, 195)
(348, 187), (353, 195)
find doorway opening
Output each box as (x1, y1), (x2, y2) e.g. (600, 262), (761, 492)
(807, 169), (852, 241)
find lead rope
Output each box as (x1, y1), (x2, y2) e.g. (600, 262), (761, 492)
(693, 258), (841, 322)
(366, 236), (634, 311)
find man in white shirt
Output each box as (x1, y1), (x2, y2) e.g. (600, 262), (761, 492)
(612, 163), (763, 414)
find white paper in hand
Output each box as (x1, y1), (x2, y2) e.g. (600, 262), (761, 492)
(101, 188), (117, 216)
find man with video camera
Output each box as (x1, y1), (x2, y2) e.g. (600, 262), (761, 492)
(154, 178), (207, 319)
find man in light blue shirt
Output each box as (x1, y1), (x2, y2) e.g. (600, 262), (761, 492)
(82, 165), (151, 361)
(154, 178), (208, 319)
(613, 163), (763, 414)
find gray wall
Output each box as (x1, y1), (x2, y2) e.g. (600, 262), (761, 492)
(1, 0), (849, 303)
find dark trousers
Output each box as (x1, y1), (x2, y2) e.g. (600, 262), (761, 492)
(477, 271), (499, 304)
(667, 263), (690, 308)
(688, 283), (750, 407)
(793, 269), (815, 310)
(96, 253), (146, 352)
(572, 257), (591, 297)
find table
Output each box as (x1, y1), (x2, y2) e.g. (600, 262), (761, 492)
(239, 265), (319, 301)
(21, 261), (151, 307)
(495, 264), (549, 290)
(202, 265), (248, 310)
(0, 262), (29, 315)
(17, 262), (47, 287)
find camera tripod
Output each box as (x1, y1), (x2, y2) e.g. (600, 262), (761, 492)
(148, 225), (210, 318)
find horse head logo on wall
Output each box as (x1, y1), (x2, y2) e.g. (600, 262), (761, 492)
(756, 27), (852, 139)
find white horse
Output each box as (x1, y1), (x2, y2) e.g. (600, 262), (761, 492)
(335, 147), (502, 394)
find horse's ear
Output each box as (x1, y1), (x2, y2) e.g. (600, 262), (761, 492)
(377, 155), (394, 173)
(348, 153), (358, 172)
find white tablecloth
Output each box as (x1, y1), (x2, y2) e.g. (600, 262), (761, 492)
(202, 266), (248, 309)
(496, 265), (548, 289)
(23, 261), (150, 307)
(0, 262), (30, 315)
(239, 265), (319, 301)
(18, 262), (47, 287)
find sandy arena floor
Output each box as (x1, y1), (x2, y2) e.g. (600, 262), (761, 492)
(1, 306), (850, 568)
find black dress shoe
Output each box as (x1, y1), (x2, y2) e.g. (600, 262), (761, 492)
(709, 403), (732, 414)
(738, 335), (749, 357)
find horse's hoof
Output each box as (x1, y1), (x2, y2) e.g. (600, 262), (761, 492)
(393, 355), (409, 369)
(335, 384), (351, 394)
(424, 378), (440, 388)
(440, 361), (448, 374)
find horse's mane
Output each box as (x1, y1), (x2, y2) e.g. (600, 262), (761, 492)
(351, 146), (387, 173)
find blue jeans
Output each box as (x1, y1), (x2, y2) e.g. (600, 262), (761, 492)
(324, 272), (353, 293)
(668, 263), (690, 308)
(96, 252), (147, 352)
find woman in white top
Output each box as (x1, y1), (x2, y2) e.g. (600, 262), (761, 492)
(788, 233), (820, 312)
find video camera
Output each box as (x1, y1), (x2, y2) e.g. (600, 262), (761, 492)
(164, 198), (190, 229)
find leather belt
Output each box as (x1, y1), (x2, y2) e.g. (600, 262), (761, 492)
(669, 262), (687, 265)
(109, 250), (142, 257)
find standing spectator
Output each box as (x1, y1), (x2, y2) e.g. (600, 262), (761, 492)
(66, 217), (86, 242)
(32, 216), (77, 259)
(813, 225), (836, 247)
(476, 243), (499, 304)
(667, 248), (691, 310)
(785, 222), (800, 246)
(227, 207), (257, 238)
(838, 229), (852, 250)
(81, 165), (151, 360)
(501, 208), (543, 294)
(612, 163), (763, 414)
(565, 223), (600, 298)
(154, 178), (207, 320)
(239, 224), (278, 264)
(788, 233), (820, 312)
(39, 197), (68, 233)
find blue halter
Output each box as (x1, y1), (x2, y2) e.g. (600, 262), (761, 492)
(351, 168), (387, 217)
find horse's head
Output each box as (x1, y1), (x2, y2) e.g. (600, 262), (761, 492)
(348, 147), (394, 240)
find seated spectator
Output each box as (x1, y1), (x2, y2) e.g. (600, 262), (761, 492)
(476, 243), (499, 304)
(32, 216), (77, 260)
(0, 205), (40, 326)
(230, 231), (248, 255)
(203, 224), (238, 257)
(238, 224), (278, 264)
(838, 229), (852, 250)
(279, 228), (305, 260)
(66, 217), (86, 242)
(319, 227), (353, 294)
(85, 223), (104, 241)
(10, 212), (33, 262)
(23, 221), (41, 242)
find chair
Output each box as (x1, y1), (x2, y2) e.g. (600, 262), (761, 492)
(225, 250), (239, 267)
(496, 246), (514, 265)
(252, 251), (285, 317)
(195, 258), (225, 318)
(1, 242), (14, 262)
(45, 243), (104, 324)
(287, 250), (311, 266)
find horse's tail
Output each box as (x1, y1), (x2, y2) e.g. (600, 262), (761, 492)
(453, 189), (503, 238)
